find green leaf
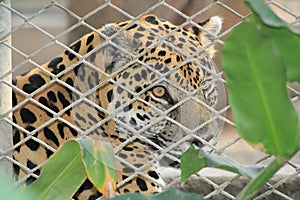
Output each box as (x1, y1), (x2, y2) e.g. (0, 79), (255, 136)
(24, 138), (117, 199)
(181, 145), (263, 184)
(25, 140), (86, 200)
(222, 2), (300, 198)
(109, 188), (204, 200)
(0, 178), (34, 200)
(181, 145), (206, 183)
(244, 0), (300, 83)
(78, 137), (116, 196)
(206, 154), (263, 179)
(274, 29), (300, 83)
(222, 18), (299, 157)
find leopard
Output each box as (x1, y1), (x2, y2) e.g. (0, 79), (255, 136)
(12, 14), (222, 199)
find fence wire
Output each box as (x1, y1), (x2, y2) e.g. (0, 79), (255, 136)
(1, 0), (300, 199)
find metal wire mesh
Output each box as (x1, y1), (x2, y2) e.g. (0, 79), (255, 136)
(0, 0), (300, 199)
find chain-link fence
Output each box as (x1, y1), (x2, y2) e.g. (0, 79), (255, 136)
(1, 0), (300, 199)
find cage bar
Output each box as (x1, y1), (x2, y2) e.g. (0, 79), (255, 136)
(0, 0), (12, 180)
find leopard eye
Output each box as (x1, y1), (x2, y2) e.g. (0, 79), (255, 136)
(201, 78), (212, 91)
(201, 79), (209, 91)
(151, 86), (167, 98)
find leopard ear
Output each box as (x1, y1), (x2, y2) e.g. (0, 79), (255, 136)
(189, 16), (223, 57)
(90, 23), (133, 74)
(191, 16), (223, 37)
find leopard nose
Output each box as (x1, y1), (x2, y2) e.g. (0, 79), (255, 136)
(192, 140), (203, 148)
(191, 135), (213, 148)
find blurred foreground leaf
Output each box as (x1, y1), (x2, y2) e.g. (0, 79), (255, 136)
(109, 188), (204, 200)
(0, 178), (34, 200)
(244, 0), (300, 84)
(79, 138), (116, 197)
(25, 138), (116, 199)
(222, 0), (299, 157)
(26, 140), (86, 200)
(221, 0), (300, 199)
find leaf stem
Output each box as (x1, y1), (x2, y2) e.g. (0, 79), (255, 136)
(236, 157), (285, 200)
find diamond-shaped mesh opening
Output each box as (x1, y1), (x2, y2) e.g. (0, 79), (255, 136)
(84, 5), (131, 27)
(150, 4), (187, 23)
(71, 101), (106, 131)
(11, 26), (54, 56)
(111, 0), (159, 17)
(165, 0), (213, 16)
(28, 4), (70, 36)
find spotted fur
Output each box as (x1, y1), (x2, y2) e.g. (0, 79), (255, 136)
(12, 14), (222, 199)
